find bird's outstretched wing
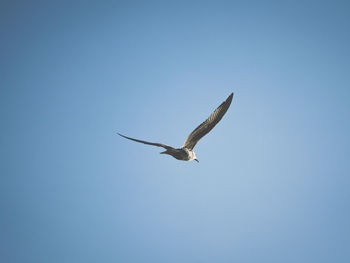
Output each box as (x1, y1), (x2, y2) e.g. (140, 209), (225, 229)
(182, 92), (234, 150)
(118, 133), (174, 150)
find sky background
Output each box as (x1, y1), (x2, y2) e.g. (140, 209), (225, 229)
(1, 1), (350, 262)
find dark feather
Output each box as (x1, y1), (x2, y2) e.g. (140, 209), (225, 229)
(118, 133), (174, 150)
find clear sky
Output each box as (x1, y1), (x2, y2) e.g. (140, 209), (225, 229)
(1, 1), (350, 262)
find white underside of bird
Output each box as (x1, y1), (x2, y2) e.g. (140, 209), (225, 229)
(118, 92), (234, 162)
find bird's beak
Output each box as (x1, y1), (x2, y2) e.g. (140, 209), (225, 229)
(194, 159), (199, 163)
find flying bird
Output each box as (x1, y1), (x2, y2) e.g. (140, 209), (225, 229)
(118, 92), (234, 162)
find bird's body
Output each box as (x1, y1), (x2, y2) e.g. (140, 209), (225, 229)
(118, 92), (234, 162)
(160, 147), (197, 162)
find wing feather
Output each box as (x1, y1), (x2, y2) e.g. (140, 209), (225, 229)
(118, 133), (174, 150)
(182, 92), (233, 150)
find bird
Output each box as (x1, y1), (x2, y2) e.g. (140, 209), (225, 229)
(118, 92), (234, 162)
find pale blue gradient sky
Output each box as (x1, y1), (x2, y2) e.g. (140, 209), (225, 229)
(1, 1), (350, 262)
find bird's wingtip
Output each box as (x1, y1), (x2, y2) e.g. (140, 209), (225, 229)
(227, 92), (234, 101)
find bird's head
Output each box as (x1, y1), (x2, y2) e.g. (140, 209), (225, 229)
(192, 152), (199, 163)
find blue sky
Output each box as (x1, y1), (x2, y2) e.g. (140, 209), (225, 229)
(1, 1), (350, 262)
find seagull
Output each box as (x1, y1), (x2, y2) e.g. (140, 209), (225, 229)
(118, 92), (234, 162)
